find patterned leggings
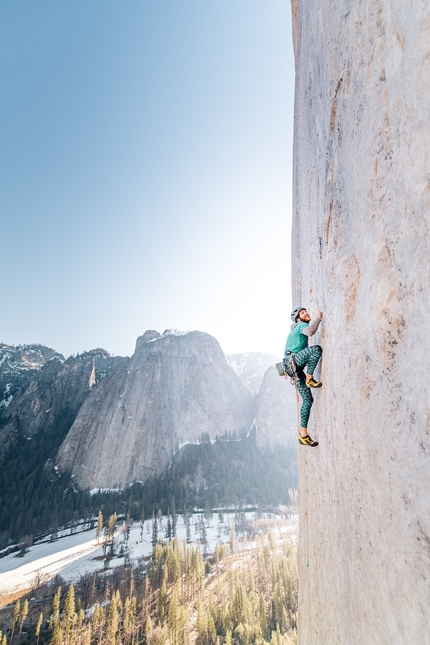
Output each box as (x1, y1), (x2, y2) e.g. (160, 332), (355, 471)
(291, 345), (322, 428)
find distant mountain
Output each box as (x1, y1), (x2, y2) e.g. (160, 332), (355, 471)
(255, 366), (298, 448)
(228, 352), (298, 448)
(0, 348), (126, 460)
(56, 330), (256, 489)
(0, 343), (64, 412)
(0, 332), (297, 547)
(228, 351), (281, 394)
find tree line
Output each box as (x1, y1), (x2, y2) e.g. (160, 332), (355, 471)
(0, 431), (297, 549)
(1, 527), (297, 645)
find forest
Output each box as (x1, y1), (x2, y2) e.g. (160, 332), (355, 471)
(0, 521), (298, 645)
(0, 431), (297, 550)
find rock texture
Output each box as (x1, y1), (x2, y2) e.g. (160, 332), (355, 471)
(292, 1), (430, 643)
(0, 350), (126, 460)
(0, 343), (64, 412)
(56, 330), (256, 489)
(255, 367), (298, 448)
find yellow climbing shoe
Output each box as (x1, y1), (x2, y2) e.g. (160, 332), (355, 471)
(306, 378), (322, 388)
(298, 433), (319, 447)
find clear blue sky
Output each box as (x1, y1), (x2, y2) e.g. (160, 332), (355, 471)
(0, 1), (294, 358)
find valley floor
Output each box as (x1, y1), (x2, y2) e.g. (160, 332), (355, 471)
(0, 511), (298, 605)
(0, 513), (298, 645)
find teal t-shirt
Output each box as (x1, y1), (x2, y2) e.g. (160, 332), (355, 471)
(285, 322), (308, 354)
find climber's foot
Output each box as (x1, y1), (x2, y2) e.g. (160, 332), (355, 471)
(298, 433), (319, 447)
(306, 378), (322, 388)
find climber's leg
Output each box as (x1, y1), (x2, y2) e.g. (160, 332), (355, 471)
(296, 378), (314, 434)
(296, 380), (318, 446)
(294, 345), (322, 386)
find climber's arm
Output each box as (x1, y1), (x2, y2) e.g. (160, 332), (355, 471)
(301, 312), (323, 337)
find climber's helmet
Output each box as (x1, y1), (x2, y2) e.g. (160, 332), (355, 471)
(291, 306), (307, 323)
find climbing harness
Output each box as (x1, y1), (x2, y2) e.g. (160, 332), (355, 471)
(276, 353), (301, 385)
(284, 352), (301, 386)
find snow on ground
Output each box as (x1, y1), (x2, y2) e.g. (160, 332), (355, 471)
(0, 512), (298, 597)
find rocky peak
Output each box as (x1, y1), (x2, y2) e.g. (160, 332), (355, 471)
(0, 343), (65, 412)
(0, 349), (126, 460)
(135, 330), (161, 351)
(56, 330), (256, 489)
(255, 366), (297, 448)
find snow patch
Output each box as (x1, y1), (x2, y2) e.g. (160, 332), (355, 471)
(89, 487), (122, 496)
(0, 511), (296, 595)
(147, 329), (193, 343)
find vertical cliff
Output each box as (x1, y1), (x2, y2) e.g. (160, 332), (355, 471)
(56, 330), (255, 489)
(292, 2), (430, 643)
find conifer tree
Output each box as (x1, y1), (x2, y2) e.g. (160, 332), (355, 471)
(63, 583), (76, 632)
(167, 586), (179, 643)
(96, 511), (103, 544)
(49, 586), (61, 630)
(9, 599), (20, 644)
(166, 516), (172, 540)
(170, 496), (177, 537)
(105, 512), (117, 557)
(207, 614), (216, 644)
(140, 511), (145, 542)
(18, 599), (28, 638)
(196, 599), (207, 645)
(107, 593), (118, 645)
(83, 624), (91, 645)
(151, 513), (159, 547)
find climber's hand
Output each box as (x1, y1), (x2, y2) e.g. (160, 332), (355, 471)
(316, 310), (323, 318)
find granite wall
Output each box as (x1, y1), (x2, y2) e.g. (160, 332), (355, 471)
(291, 1), (430, 643)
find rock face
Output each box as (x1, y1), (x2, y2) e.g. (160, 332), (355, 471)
(56, 330), (256, 489)
(0, 350), (126, 460)
(0, 343), (64, 412)
(292, 1), (430, 643)
(255, 367), (298, 448)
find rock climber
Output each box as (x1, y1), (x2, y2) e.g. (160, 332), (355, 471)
(284, 307), (323, 447)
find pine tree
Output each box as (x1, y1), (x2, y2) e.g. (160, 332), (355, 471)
(105, 512), (117, 556)
(63, 583), (76, 631)
(83, 624), (92, 645)
(107, 593), (118, 645)
(9, 599), (20, 644)
(18, 599), (28, 637)
(151, 513), (159, 547)
(96, 511), (103, 544)
(166, 516), (172, 540)
(158, 569), (167, 625)
(207, 614), (216, 644)
(196, 599), (207, 645)
(167, 586), (179, 643)
(145, 615), (154, 641)
(140, 511), (145, 542)
(170, 496), (177, 537)
(49, 586), (61, 631)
